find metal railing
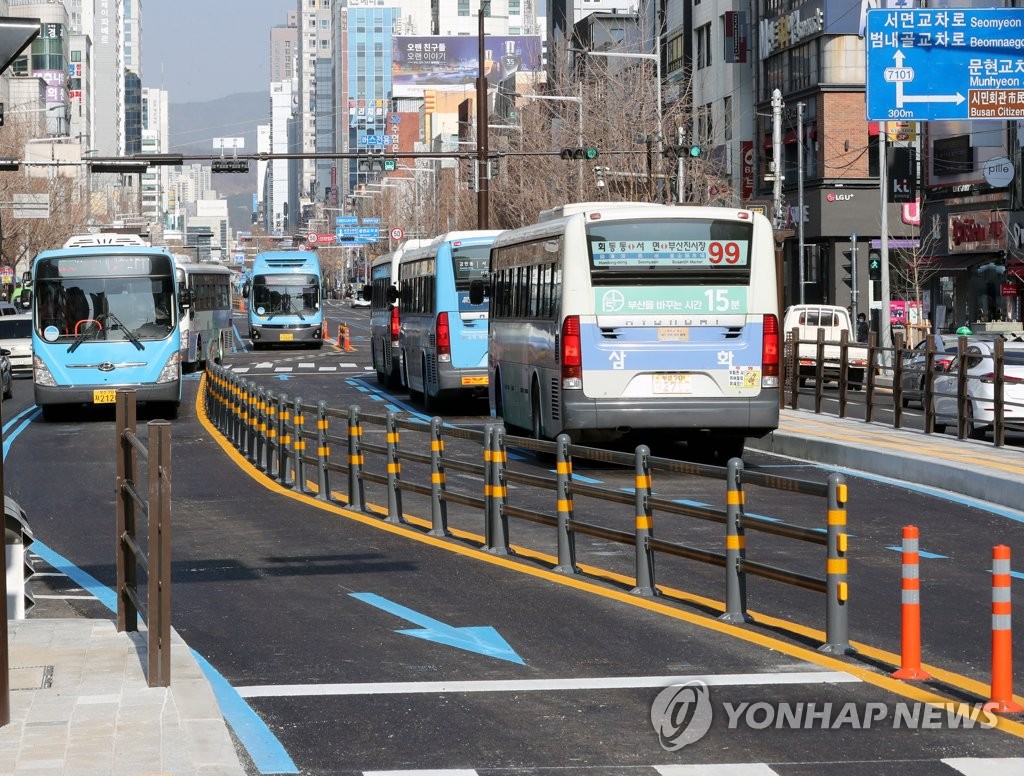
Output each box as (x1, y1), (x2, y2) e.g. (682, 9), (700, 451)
(785, 328), (1024, 447)
(115, 390), (173, 688)
(205, 363), (852, 653)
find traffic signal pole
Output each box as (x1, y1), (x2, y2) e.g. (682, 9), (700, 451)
(476, 4), (489, 230)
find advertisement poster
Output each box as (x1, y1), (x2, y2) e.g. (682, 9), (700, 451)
(392, 35), (542, 94)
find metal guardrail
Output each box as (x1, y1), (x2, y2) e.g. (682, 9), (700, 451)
(785, 329), (1024, 447)
(205, 363), (853, 653)
(115, 390), (172, 688)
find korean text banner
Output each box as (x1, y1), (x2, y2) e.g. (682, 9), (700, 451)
(392, 35), (542, 91)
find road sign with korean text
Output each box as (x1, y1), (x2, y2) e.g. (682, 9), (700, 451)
(866, 8), (1024, 121)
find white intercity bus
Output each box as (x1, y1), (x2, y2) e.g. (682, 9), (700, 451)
(475, 202), (780, 461)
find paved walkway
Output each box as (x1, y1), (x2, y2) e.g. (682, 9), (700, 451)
(0, 619), (247, 775)
(1, 407), (1020, 775)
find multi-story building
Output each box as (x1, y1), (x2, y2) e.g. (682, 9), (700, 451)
(6, 0), (72, 138)
(297, 0), (333, 213)
(140, 87), (169, 225)
(89, 0), (126, 155)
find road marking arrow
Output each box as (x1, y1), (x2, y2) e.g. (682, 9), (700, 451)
(350, 592), (525, 664)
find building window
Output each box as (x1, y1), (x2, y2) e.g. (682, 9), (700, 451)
(723, 96), (732, 141)
(695, 24), (712, 69)
(458, 0), (470, 15)
(698, 103), (713, 145)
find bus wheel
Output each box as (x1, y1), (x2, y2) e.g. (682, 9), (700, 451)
(40, 404), (65, 422)
(709, 435), (745, 464)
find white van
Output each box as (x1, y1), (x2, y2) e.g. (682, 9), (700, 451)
(783, 304), (868, 389)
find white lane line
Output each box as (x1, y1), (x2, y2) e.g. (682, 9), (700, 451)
(941, 758), (1024, 775)
(318, 367), (338, 372)
(232, 367), (251, 373)
(656, 766), (781, 775)
(236, 671), (859, 698)
(273, 367), (293, 373)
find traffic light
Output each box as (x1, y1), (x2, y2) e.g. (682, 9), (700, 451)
(0, 102), (4, 127)
(868, 249), (882, 281)
(211, 159), (249, 173)
(560, 147), (599, 160)
(667, 145), (702, 159)
(358, 158), (385, 172)
(841, 247), (856, 290)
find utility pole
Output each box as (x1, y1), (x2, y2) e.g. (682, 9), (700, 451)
(677, 125), (685, 204)
(771, 89), (784, 228)
(476, 2), (490, 229)
(797, 101), (805, 305)
(879, 125), (892, 367)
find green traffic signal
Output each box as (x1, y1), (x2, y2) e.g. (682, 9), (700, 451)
(585, 147), (599, 160)
(689, 145), (702, 158)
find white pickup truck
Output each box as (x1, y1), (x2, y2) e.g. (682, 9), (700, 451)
(783, 304), (869, 390)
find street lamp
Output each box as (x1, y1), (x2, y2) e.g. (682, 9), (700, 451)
(574, 41), (663, 199)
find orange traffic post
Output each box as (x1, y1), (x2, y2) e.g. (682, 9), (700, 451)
(336, 323), (344, 348)
(892, 525), (931, 680)
(343, 323), (353, 351)
(986, 545), (1024, 713)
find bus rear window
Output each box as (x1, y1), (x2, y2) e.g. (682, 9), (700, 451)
(452, 245), (490, 288)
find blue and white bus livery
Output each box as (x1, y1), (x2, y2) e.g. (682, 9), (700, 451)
(478, 202), (780, 460)
(31, 244), (184, 421)
(245, 251), (324, 349)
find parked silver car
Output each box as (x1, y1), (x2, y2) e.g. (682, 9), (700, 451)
(0, 349), (11, 400)
(899, 332), (1002, 408)
(933, 340), (1024, 439)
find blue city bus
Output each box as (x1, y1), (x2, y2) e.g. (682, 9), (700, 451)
(244, 250), (323, 349)
(397, 230), (503, 411)
(31, 243), (184, 421)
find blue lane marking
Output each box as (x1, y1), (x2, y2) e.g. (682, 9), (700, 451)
(29, 542), (118, 611)
(3, 405), (40, 458)
(1013, 571), (1024, 581)
(798, 461), (1024, 527)
(350, 592), (525, 665)
(885, 546), (948, 559)
(232, 322), (250, 352)
(191, 651), (299, 774)
(5, 404), (296, 775)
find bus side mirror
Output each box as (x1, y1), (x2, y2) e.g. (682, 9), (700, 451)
(242, 282), (251, 299)
(18, 290), (31, 309)
(386, 286), (399, 304)
(179, 288), (193, 312)
(469, 279), (487, 306)
(361, 284), (373, 303)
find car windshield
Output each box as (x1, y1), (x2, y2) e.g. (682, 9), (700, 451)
(0, 319), (32, 339)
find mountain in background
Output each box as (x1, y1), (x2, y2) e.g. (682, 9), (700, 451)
(169, 91), (267, 232)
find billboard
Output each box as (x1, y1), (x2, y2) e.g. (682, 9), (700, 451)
(392, 35), (542, 94)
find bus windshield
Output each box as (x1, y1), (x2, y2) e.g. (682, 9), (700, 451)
(251, 273), (320, 317)
(34, 256), (177, 344)
(586, 218), (753, 284)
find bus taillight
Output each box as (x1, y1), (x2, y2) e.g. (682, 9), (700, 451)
(762, 313), (780, 386)
(436, 312), (451, 362)
(561, 315), (582, 389)
(390, 305), (400, 343)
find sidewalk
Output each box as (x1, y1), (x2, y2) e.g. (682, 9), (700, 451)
(1, 407), (1020, 775)
(0, 618), (247, 775)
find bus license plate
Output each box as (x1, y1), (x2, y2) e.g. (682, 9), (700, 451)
(462, 375), (488, 386)
(93, 389), (117, 404)
(658, 327), (690, 341)
(653, 373), (692, 394)
(280, 333), (294, 341)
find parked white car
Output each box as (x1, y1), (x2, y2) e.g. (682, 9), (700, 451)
(0, 313), (33, 375)
(932, 340), (1024, 438)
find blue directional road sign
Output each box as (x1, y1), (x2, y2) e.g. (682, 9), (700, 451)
(335, 216), (358, 226)
(866, 8), (1024, 122)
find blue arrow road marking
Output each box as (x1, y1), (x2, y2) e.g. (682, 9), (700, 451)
(350, 592), (525, 664)
(274, 374), (291, 381)
(887, 546), (947, 560)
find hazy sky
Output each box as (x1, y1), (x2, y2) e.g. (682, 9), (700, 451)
(141, 0), (290, 103)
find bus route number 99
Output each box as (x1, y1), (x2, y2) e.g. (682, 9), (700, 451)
(708, 241), (741, 264)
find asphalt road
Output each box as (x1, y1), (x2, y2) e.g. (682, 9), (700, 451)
(6, 302), (1023, 775)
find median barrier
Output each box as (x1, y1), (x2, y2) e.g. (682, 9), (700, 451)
(204, 363), (853, 653)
